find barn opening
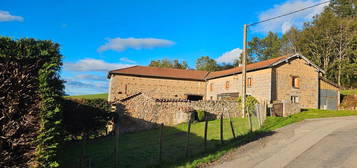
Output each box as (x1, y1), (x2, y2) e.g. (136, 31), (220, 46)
(187, 95), (203, 101)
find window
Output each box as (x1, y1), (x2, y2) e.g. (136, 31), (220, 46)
(292, 76), (300, 88)
(210, 83), (213, 91)
(291, 96), (299, 103)
(225, 81), (230, 90)
(247, 77), (252, 87)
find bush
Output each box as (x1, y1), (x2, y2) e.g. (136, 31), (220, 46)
(62, 98), (115, 139)
(237, 96), (259, 115)
(196, 110), (205, 121)
(0, 37), (64, 167)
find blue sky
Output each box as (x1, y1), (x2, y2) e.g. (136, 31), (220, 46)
(0, 0), (328, 95)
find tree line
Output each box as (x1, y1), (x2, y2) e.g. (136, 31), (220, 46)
(149, 0), (357, 88)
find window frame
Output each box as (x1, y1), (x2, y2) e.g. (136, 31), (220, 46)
(291, 96), (299, 103)
(247, 77), (252, 88)
(225, 81), (230, 90)
(291, 76), (300, 89)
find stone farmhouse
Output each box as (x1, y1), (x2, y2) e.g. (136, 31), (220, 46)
(108, 54), (340, 110)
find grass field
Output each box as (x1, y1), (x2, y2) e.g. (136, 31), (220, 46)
(58, 109), (357, 168)
(341, 89), (357, 96)
(64, 93), (108, 100)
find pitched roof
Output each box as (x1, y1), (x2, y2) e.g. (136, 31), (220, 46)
(109, 66), (209, 81)
(206, 55), (290, 79)
(108, 54), (324, 81)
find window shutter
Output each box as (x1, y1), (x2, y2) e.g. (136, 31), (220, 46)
(296, 78), (300, 88)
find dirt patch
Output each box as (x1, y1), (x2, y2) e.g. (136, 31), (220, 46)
(340, 95), (357, 110)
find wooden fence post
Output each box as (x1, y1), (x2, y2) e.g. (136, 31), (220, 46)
(247, 112), (252, 132)
(113, 116), (120, 168)
(256, 104), (261, 128)
(185, 113), (192, 158)
(226, 109), (236, 139)
(159, 123), (164, 163)
(204, 112), (208, 152)
(220, 114), (224, 144)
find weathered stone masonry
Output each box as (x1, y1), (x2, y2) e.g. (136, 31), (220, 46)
(115, 93), (239, 133)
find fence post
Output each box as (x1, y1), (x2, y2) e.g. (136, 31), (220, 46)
(204, 112), (208, 152)
(113, 115), (120, 168)
(159, 123), (164, 163)
(220, 114), (224, 144)
(247, 112), (252, 132)
(185, 113), (192, 158)
(226, 109), (236, 139)
(256, 104), (261, 128)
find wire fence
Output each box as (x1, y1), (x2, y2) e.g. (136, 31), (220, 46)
(61, 101), (268, 168)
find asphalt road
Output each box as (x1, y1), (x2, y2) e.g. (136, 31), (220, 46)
(212, 116), (357, 168)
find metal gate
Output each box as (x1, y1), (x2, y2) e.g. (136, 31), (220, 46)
(320, 89), (338, 110)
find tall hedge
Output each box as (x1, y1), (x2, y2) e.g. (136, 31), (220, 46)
(0, 37), (64, 167)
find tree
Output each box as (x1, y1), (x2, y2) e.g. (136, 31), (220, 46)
(280, 27), (300, 55)
(195, 56), (219, 71)
(330, 0), (357, 17)
(248, 31), (281, 61)
(149, 59), (188, 69)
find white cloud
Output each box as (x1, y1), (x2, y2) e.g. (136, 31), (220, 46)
(253, 0), (329, 33)
(97, 37), (175, 52)
(0, 10), (23, 22)
(120, 57), (136, 64)
(64, 58), (134, 72)
(74, 74), (107, 81)
(216, 48), (242, 64)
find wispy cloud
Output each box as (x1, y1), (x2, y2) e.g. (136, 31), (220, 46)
(253, 0), (329, 33)
(120, 57), (136, 64)
(97, 37), (175, 52)
(216, 48), (242, 64)
(0, 10), (23, 22)
(64, 58), (134, 72)
(74, 74), (107, 81)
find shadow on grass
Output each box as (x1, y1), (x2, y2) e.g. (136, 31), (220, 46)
(156, 130), (276, 168)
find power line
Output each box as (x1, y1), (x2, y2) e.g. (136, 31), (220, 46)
(248, 0), (331, 26)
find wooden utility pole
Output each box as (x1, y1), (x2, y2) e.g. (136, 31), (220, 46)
(242, 24), (248, 118)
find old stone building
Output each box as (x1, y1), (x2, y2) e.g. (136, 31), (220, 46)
(108, 54), (340, 110)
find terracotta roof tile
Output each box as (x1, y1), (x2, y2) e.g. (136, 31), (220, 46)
(109, 66), (209, 81)
(109, 54), (293, 80)
(206, 55), (291, 79)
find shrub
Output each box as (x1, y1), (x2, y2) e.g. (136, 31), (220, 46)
(237, 96), (259, 116)
(62, 98), (115, 139)
(196, 110), (205, 121)
(0, 37), (64, 167)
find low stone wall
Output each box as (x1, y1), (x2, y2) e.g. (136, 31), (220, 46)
(272, 101), (301, 117)
(114, 93), (240, 133)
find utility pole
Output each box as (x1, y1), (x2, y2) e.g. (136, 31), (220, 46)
(241, 24), (247, 118)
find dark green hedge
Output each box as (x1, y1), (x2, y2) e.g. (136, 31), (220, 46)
(0, 37), (64, 167)
(62, 98), (114, 139)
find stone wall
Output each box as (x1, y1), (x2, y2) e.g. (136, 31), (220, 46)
(108, 74), (206, 102)
(115, 93), (239, 133)
(273, 57), (319, 108)
(206, 68), (272, 102)
(272, 101), (301, 117)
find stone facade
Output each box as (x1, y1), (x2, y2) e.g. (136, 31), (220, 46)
(206, 68), (272, 102)
(272, 57), (319, 108)
(115, 93), (239, 133)
(108, 55), (338, 113)
(109, 74), (206, 102)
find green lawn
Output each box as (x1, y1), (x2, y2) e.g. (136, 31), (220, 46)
(58, 109), (357, 168)
(64, 93), (108, 100)
(341, 89), (357, 96)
